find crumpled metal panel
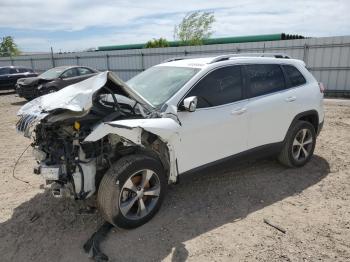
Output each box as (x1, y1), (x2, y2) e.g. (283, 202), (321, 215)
(17, 71), (152, 118)
(16, 112), (47, 138)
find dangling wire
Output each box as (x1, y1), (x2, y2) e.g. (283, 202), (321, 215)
(12, 143), (33, 186)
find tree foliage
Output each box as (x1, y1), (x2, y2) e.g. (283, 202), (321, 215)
(174, 11), (215, 46)
(144, 38), (170, 48)
(0, 36), (21, 57)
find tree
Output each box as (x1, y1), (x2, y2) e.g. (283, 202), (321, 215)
(174, 11), (215, 46)
(0, 36), (20, 57)
(144, 38), (169, 48)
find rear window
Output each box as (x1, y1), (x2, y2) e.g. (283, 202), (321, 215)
(78, 67), (94, 75)
(18, 68), (29, 73)
(283, 65), (306, 87)
(245, 64), (285, 97)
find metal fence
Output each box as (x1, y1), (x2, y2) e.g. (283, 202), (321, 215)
(1, 35), (350, 96)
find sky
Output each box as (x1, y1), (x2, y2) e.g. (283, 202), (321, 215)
(0, 0), (349, 53)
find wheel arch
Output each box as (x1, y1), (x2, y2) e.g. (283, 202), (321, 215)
(84, 118), (181, 183)
(284, 110), (319, 142)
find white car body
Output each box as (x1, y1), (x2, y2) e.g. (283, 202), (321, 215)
(17, 53), (324, 198)
(86, 55), (324, 176)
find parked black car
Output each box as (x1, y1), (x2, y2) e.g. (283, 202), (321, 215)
(16, 65), (98, 100)
(0, 66), (38, 90)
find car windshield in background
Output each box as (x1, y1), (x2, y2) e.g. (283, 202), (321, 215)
(127, 66), (200, 107)
(39, 68), (64, 80)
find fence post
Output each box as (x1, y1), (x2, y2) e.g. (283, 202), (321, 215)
(106, 54), (110, 70)
(50, 47), (55, 68)
(303, 44), (309, 65)
(10, 55), (14, 66)
(30, 58), (35, 71)
(76, 56), (80, 65)
(140, 52), (145, 71)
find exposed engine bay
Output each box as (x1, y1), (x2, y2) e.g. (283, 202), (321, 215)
(16, 72), (179, 200)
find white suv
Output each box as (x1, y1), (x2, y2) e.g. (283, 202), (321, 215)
(17, 53), (324, 228)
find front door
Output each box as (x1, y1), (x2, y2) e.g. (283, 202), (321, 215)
(176, 65), (249, 173)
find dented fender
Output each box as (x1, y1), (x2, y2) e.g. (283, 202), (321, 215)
(84, 118), (181, 183)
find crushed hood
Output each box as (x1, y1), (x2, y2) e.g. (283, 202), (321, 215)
(17, 77), (42, 86)
(17, 71), (154, 117)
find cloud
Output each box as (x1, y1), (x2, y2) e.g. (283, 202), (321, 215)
(0, 0), (349, 52)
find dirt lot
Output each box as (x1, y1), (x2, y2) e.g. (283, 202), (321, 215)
(0, 92), (349, 262)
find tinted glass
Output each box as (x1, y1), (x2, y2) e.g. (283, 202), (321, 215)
(0, 68), (10, 75)
(246, 64), (285, 97)
(10, 68), (18, 74)
(283, 65), (306, 87)
(78, 67), (93, 75)
(186, 66), (243, 108)
(18, 68), (28, 73)
(61, 68), (78, 78)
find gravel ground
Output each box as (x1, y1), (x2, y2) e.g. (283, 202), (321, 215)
(0, 92), (349, 262)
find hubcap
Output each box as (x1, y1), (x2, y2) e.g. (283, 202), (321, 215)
(292, 128), (313, 161)
(119, 169), (160, 220)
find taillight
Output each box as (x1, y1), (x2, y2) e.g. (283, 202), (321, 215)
(318, 82), (325, 93)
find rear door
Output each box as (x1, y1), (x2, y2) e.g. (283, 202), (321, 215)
(244, 64), (297, 149)
(176, 65), (249, 173)
(77, 67), (97, 81)
(59, 68), (80, 88)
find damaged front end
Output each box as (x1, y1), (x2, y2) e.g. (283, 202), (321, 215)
(16, 71), (179, 200)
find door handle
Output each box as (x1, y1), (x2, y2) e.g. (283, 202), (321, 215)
(231, 107), (247, 115)
(285, 96), (296, 102)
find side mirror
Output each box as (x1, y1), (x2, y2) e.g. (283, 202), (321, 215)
(183, 96), (197, 112)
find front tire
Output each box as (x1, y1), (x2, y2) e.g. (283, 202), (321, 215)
(278, 120), (316, 167)
(23, 96), (34, 101)
(97, 154), (167, 228)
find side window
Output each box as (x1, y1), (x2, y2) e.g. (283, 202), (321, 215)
(61, 68), (78, 78)
(0, 68), (10, 75)
(246, 64), (285, 97)
(283, 65), (306, 87)
(78, 67), (93, 75)
(9, 68), (18, 74)
(186, 66), (243, 108)
(18, 68), (28, 73)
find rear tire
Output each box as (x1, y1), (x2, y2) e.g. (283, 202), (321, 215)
(278, 120), (316, 167)
(97, 154), (167, 228)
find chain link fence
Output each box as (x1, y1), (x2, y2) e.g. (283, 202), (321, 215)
(1, 35), (350, 96)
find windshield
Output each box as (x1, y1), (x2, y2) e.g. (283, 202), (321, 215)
(39, 68), (65, 79)
(127, 66), (200, 107)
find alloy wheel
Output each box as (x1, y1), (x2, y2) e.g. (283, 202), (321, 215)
(119, 169), (161, 220)
(292, 128), (313, 161)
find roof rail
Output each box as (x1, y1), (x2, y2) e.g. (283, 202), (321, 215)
(162, 56), (189, 63)
(209, 53), (291, 63)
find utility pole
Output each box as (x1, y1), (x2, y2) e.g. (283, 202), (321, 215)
(50, 47), (55, 68)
